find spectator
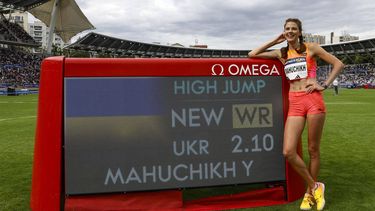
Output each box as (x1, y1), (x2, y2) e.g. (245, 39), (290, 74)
(317, 63), (375, 88)
(0, 47), (44, 87)
(333, 78), (339, 95)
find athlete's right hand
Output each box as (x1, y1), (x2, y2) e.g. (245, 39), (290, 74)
(273, 33), (286, 44)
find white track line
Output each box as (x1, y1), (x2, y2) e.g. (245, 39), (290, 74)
(0, 101), (37, 103)
(0, 116), (36, 122)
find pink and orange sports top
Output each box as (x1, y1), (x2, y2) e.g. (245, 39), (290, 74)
(284, 43), (317, 80)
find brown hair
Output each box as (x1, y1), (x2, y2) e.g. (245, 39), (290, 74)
(280, 18), (306, 59)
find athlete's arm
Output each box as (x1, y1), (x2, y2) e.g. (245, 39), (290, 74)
(248, 33), (285, 59)
(310, 43), (344, 86)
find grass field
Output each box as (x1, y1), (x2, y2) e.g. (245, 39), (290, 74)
(1, 89), (374, 210)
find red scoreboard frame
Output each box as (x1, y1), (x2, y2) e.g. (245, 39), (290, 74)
(31, 57), (305, 211)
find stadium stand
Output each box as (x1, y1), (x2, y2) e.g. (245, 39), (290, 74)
(66, 32), (248, 58)
(0, 0), (49, 12)
(65, 32), (375, 88)
(0, 47), (43, 94)
(0, 0), (45, 95)
(0, 13), (39, 47)
(66, 32), (375, 63)
(318, 63), (375, 88)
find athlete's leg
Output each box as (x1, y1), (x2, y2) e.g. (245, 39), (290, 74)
(306, 113), (325, 194)
(283, 116), (315, 190)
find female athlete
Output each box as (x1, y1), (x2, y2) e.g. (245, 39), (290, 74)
(248, 18), (344, 210)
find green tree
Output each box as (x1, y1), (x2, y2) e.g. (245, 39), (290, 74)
(353, 53), (363, 64)
(52, 44), (63, 56)
(64, 49), (90, 58)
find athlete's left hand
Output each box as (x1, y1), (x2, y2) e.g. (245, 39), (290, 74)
(305, 81), (324, 93)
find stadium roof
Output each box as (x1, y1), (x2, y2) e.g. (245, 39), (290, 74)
(0, 0), (49, 12)
(0, 0), (95, 44)
(67, 32), (375, 61)
(321, 37), (375, 56)
(28, 0), (95, 43)
(67, 32), (248, 58)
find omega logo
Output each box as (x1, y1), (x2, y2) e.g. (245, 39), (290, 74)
(211, 63), (280, 76)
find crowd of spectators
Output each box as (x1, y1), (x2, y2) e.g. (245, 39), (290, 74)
(318, 63), (375, 88)
(0, 44), (374, 89)
(0, 15), (38, 45)
(0, 47), (43, 87)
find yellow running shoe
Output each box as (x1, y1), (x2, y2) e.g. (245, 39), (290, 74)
(300, 193), (315, 210)
(313, 182), (326, 211)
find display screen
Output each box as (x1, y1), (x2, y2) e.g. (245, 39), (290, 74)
(64, 76), (285, 194)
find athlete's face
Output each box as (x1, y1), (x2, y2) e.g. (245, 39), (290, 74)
(284, 22), (301, 42)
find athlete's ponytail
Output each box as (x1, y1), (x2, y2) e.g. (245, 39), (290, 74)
(296, 34), (306, 55)
(281, 44), (288, 59)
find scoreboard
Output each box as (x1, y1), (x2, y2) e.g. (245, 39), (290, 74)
(31, 57), (305, 211)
